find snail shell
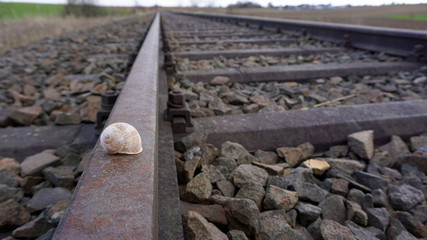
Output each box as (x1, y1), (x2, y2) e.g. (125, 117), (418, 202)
(100, 122), (143, 154)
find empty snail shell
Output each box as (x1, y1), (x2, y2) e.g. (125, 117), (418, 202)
(100, 122), (143, 154)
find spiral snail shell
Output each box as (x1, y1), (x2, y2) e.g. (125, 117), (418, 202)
(100, 122), (143, 154)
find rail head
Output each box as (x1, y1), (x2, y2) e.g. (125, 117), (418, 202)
(53, 13), (160, 240)
(174, 11), (427, 58)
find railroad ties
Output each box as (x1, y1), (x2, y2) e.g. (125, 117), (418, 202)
(161, 12), (427, 239)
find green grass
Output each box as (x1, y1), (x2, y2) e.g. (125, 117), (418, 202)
(389, 14), (427, 21)
(0, 2), (135, 21)
(0, 2), (64, 21)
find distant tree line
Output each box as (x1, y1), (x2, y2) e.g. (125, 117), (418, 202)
(227, 1), (262, 8)
(64, 0), (105, 17)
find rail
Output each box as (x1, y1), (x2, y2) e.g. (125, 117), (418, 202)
(178, 11), (427, 59)
(53, 13), (160, 239)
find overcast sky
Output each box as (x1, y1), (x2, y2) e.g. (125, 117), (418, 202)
(1, 0), (426, 7)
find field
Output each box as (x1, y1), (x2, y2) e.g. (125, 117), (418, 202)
(389, 14), (427, 21)
(0, 2), (64, 21)
(175, 4), (427, 30)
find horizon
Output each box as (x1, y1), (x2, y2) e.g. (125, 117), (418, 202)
(1, 0), (427, 7)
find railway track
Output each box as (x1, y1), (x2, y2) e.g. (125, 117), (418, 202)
(1, 11), (427, 240)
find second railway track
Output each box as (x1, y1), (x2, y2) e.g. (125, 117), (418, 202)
(1, 10), (426, 240)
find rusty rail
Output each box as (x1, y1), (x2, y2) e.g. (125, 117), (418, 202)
(53, 13), (160, 239)
(177, 11), (427, 59)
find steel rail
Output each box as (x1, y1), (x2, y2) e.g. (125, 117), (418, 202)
(53, 13), (160, 239)
(177, 12), (427, 58)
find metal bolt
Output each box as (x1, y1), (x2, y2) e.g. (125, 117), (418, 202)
(168, 90), (185, 106)
(101, 90), (119, 111)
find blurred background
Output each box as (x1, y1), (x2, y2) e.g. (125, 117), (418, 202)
(0, 0), (426, 54)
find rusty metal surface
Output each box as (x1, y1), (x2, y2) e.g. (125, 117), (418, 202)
(172, 47), (342, 60)
(182, 61), (422, 83)
(180, 12), (427, 58)
(193, 100), (427, 152)
(53, 13), (160, 240)
(158, 62), (184, 240)
(171, 38), (295, 46)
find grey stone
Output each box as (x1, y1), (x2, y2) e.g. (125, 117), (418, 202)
(266, 176), (288, 190)
(347, 189), (365, 206)
(387, 217), (407, 240)
(395, 231), (418, 240)
(293, 181), (328, 203)
(211, 196), (259, 237)
(26, 187), (71, 212)
(211, 157), (237, 176)
(12, 214), (56, 238)
(330, 178), (349, 196)
(216, 180), (235, 197)
(42, 166), (74, 189)
(372, 189), (391, 209)
(35, 228), (55, 240)
(276, 147), (304, 167)
(201, 144), (219, 165)
(180, 201), (227, 226)
(230, 164), (268, 188)
(410, 204), (427, 224)
(307, 217), (322, 240)
(344, 220), (380, 240)
(254, 150), (279, 165)
(379, 167), (401, 180)
(293, 227), (315, 240)
(394, 211), (427, 238)
(325, 145), (348, 158)
(0, 184), (23, 203)
(283, 168), (315, 186)
(324, 158), (365, 175)
(0, 172), (19, 187)
(263, 185), (298, 211)
(20, 176), (44, 194)
(346, 200), (368, 226)
(185, 173), (212, 203)
(285, 209), (298, 228)
(319, 195), (346, 224)
(297, 142), (315, 160)
(0, 158), (21, 175)
(235, 184), (265, 210)
(256, 209), (300, 240)
(295, 202), (322, 227)
(365, 207), (389, 231)
(174, 131), (207, 153)
(409, 135), (427, 151)
(348, 130), (374, 160)
(20, 152), (60, 177)
(219, 141), (257, 165)
(320, 219), (356, 240)
(183, 211), (228, 240)
(201, 164), (225, 184)
(227, 230), (248, 240)
(179, 155), (201, 183)
(355, 171), (389, 191)
(47, 199), (69, 224)
(0, 199), (31, 230)
(60, 152), (81, 166)
(388, 184), (424, 211)
(31, 181), (52, 194)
